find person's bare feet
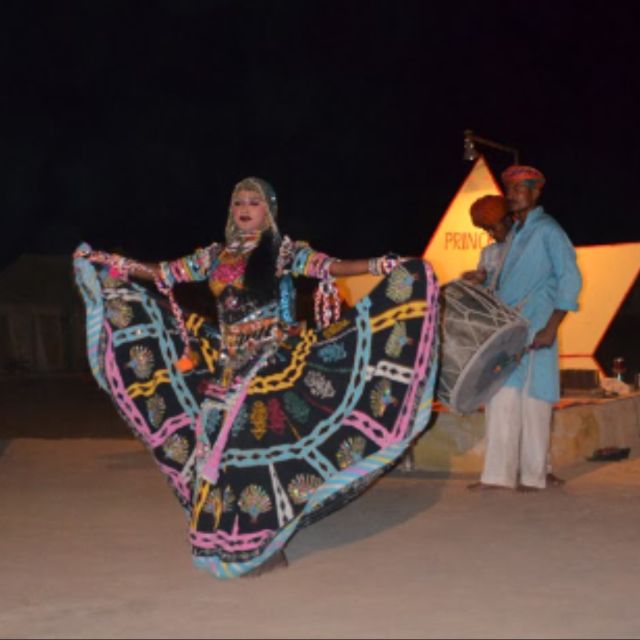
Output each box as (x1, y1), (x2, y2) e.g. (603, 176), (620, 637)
(467, 481), (510, 491)
(546, 472), (565, 487)
(516, 484), (542, 493)
(242, 550), (288, 578)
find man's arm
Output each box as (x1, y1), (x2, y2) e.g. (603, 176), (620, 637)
(530, 224), (582, 349)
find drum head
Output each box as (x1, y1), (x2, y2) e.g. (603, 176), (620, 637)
(447, 320), (528, 414)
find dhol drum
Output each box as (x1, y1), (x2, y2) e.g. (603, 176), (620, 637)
(437, 279), (528, 414)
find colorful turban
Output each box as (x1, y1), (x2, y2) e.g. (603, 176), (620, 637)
(501, 165), (546, 189)
(470, 195), (509, 227)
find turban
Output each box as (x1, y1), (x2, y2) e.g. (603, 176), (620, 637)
(501, 165), (546, 189)
(470, 195), (509, 227)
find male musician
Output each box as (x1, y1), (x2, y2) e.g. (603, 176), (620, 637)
(468, 166), (582, 492)
(462, 194), (513, 289)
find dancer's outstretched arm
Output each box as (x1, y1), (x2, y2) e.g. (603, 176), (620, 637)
(329, 254), (404, 277)
(74, 247), (161, 281)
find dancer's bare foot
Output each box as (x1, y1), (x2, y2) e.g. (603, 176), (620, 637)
(398, 448), (415, 473)
(242, 550), (288, 578)
(546, 472), (565, 487)
(467, 481), (510, 491)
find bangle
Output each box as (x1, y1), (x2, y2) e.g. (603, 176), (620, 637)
(368, 254), (399, 276)
(379, 253), (399, 275)
(107, 255), (131, 281)
(319, 257), (339, 280)
(159, 261), (176, 290)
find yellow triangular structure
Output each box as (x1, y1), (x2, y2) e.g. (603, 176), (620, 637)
(422, 155), (502, 284)
(558, 243), (640, 370)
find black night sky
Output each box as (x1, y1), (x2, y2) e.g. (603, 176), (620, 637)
(1, 0), (639, 268)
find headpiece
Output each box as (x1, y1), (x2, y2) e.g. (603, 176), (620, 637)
(501, 165), (546, 189)
(470, 195), (509, 227)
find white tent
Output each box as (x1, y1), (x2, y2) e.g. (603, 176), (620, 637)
(0, 254), (87, 373)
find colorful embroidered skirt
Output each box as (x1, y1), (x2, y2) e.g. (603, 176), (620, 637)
(74, 255), (439, 578)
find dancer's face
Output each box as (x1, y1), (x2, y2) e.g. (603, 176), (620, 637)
(230, 189), (269, 232)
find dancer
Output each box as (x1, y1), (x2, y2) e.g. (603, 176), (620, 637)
(73, 177), (440, 578)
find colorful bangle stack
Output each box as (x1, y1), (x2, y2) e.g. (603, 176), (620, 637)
(80, 250), (130, 280)
(107, 255), (131, 281)
(158, 261), (176, 292)
(314, 275), (341, 329)
(73, 245), (91, 259)
(291, 245), (338, 280)
(318, 256), (338, 280)
(367, 257), (380, 276)
(314, 256), (341, 329)
(368, 254), (400, 276)
(380, 253), (400, 275)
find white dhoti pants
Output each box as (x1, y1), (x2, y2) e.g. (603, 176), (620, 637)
(480, 385), (553, 489)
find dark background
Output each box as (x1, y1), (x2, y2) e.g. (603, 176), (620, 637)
(2, 0), (639, 260)
(1, 0), (638, 373)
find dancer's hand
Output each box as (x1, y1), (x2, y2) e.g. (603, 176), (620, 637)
(73, 243), (93, 259)
(81, 250), (120, 266)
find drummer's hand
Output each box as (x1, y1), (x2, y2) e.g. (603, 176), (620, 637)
(529, 326), (557, 350)
(529, 310), (567, 350)
(461, 268), (487, 285)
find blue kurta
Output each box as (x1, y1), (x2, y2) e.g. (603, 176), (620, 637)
(496, 207), (582, 403)
(477, 228), (514, 291)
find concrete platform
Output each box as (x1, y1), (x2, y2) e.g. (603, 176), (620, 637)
(413, 392), (640, 474)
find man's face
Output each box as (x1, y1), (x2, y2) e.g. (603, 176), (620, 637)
(505, 182), (540, 215)
(480, 216), (514, 243)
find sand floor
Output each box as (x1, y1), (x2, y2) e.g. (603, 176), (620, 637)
(1, 434), (640, 639)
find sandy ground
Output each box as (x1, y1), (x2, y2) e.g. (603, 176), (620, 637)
(2, 439), (640, 639)
(2, 376), (640, 639)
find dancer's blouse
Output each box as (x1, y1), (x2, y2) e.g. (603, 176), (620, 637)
(161, 235), (335, 370)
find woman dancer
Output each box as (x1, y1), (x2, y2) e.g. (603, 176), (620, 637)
(73, 177), (439, 578)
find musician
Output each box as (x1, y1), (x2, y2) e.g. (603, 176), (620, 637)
(462, 195), (513, 289)
(468, 167), (582, 492)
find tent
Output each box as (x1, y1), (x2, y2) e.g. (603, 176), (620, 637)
(0, 254), (87, 373)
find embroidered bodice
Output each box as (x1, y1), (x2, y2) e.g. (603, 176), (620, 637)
(162, 236), (334, 371)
